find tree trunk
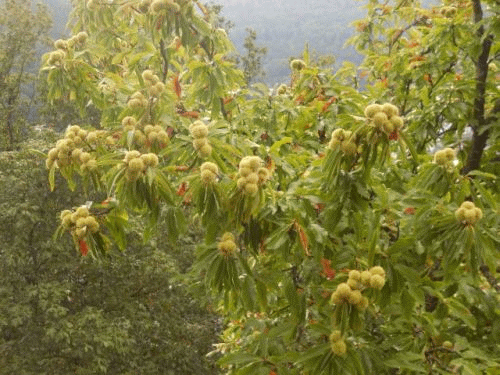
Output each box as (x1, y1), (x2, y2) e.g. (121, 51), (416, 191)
(461, 0), (492, 174)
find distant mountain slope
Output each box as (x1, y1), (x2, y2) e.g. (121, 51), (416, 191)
(215, 0), (366, 84)
(41, 0), (72, 38)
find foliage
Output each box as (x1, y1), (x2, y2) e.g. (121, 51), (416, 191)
(0, 0), (52, 150)
(349, 0), (500, 176)
(36, 77), (102, 132)
(0, 132), (219, 374)
(240, 28), (268, 85)
(40, 0), (500, 374)
(205, 1), (235, 34)
(289, 44), (337, 72)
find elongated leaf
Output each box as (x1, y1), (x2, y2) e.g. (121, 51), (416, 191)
(269, 137), (293, 155)
(448, 299), (476, 329)
(48, 164), (56, 191)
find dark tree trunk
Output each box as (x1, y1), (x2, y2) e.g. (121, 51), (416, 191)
(461, 0), (493, 174)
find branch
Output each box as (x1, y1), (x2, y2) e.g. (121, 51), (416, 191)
(388, 17), (426, 52)
(428, 61), (457, 95)
(479, 264), (500, 293)
(193, 0), (210, 20)
(159, 39), (169, 83)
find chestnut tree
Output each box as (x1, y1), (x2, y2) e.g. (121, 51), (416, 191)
(41, 0), (500, 373)
(0, 0), (51, 150)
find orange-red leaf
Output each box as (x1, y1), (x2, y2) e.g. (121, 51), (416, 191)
(175, 38), (182, 50)
(320, 258), (336, 280)
(404, 207), (416, 215)
(173, 75), (182, 98)
(321, 96), (336, 113)
(265, 156), (275, 171)
(314, 203), (325, 214)
(79, 239), (88, 256)
(174, 165), (189, 172)
(294, 95), (304, 105)
(176, 181), (188, 196)
(180, 111), (199, 119)
(294, 221), (310, 256)
(389, 130), (399, 140)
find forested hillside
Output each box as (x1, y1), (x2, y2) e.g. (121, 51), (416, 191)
(215, 0), (364, 83)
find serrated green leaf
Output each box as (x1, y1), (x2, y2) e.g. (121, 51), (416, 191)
(447, 299), (476, 329)
(48, 164), (56, 191)
(269, 137), (292, 155)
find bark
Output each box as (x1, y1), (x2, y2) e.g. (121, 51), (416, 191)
(461, 0), (493, 174)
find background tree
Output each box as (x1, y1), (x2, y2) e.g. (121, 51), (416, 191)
(205, 1), (234, 34)
(0, 131), (220, 374)
(0, 0), (51, 150)
(40, 0), (499, 374)
(241, 27), (268, 85)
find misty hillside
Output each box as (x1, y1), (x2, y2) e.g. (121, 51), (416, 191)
(40, 0), (366, 84)
(214, 0), (365, 84)
(42, 0), (72, 38)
